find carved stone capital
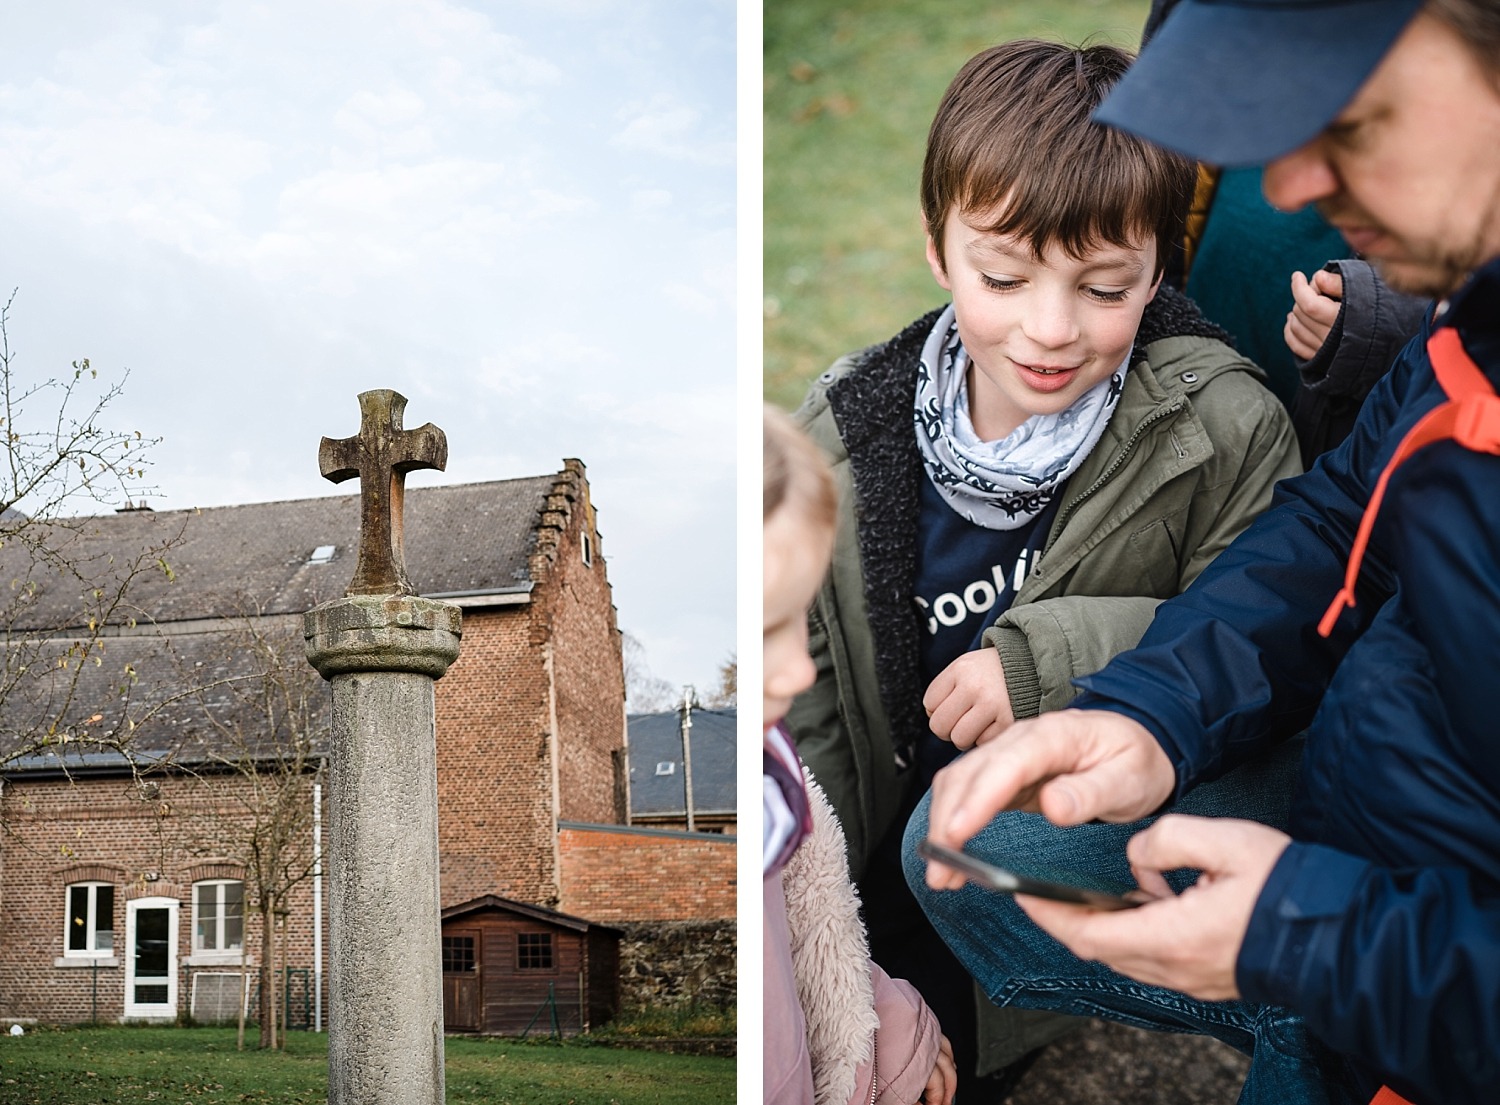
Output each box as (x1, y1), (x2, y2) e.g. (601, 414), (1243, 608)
(304, 595), (462, 680)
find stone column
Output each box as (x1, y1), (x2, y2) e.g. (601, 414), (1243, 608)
(305, 594), (461, 1105)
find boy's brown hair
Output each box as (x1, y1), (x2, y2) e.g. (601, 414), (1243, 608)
(921, 40), (1195, 276)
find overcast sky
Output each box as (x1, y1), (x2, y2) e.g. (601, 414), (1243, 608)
(0, 0), (735, 698)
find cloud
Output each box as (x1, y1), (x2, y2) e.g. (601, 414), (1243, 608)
(629, 189), (673, 215)
(658, 227), (734, 316)
(341, 86), (428, 128)
(664, 283), (718, 316)
(474, 335), (617, 400)
(0, 0), (736, 697)
(612, 96), (733, 166)
(0, 2), (567, 254)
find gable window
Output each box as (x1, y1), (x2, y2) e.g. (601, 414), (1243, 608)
(65, 883), (115, 955)
(517, 931), (554, 971)
(581, 530), (593, 568)
(193, 880), (245, 954)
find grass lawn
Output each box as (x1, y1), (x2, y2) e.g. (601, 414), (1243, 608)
(765, 0), (1152, 408)
(0, 1026), (734, 1105)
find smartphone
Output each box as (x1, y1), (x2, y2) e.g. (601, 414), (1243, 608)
(917, 839), (1149, 911)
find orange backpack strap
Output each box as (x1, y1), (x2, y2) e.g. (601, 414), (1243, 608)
(1319, 327), (1500, 637)
(1369, 1087), (1417, 1105)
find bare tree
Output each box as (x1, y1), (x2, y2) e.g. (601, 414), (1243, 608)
(0, 291), (179, 776)
(0, 300), (325, 1047)
(702, 654), (736, 709)
(622, 629), (676, 713)
(170, 607), (328, 1050)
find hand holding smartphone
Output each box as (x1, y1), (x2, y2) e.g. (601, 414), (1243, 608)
(917, 839), (1151, 911)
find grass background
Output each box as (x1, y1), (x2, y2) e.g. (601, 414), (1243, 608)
(0, 1026), (734, 1105)
(764, 0), (1153, 409)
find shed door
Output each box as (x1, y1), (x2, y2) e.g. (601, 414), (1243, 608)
(442, 931), (481, 1032)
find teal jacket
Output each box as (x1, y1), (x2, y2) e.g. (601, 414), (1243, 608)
(789, 289), (1302, 877)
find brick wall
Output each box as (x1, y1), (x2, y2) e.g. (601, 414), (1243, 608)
(0, 772), (323, 1026)
(556, 824), (736, 923)
(530, 462), (626, 826)
(435, 607), (559, 908)
(434, 461), (626, 911)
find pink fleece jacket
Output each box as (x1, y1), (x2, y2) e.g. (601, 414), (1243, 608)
(764, 773), (942, 1105)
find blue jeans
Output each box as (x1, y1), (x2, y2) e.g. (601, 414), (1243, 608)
(902, 739), (1368, 1105)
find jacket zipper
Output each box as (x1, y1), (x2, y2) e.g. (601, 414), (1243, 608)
(867, 1030), (879, 1105)
(1041, 397), (1185, 562)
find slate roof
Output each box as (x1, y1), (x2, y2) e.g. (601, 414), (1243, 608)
(626, 709), (736, 819)
(0, 474), (569, 770)
(0, 612), (329, 770)
(0, 475), (559, 631)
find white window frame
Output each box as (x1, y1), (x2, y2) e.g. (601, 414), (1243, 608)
(192, 879), (245, 955)
(62, 882), (115, 958)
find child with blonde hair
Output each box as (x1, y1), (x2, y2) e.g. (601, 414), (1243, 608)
(763, 404), (955, 1105)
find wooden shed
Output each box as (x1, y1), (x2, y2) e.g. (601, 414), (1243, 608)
(439, 894), (621, 1036)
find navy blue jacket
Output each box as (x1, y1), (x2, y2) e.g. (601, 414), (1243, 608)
(1075, 256), (1500, 1105)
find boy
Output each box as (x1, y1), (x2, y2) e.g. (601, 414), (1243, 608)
(788, 40), (1300, 1098)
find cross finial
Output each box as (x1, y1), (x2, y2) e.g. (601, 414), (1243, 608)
(319, 389), (447, 596)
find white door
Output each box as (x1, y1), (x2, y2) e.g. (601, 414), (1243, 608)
(124, 897), (179, 1019)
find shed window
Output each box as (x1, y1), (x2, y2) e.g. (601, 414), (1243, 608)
(443, 935), (476, 974)
(517, 932), (554, 971)
(65, 883), (115, 955)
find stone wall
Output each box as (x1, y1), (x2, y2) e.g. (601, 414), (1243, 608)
(616, 920), (736, 1011)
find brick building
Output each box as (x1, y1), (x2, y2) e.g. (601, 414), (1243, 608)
(0, 462), (733, 1030)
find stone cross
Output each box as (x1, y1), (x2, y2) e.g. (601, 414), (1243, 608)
(306, 389), (461, 1105)
(319, 388), (447, 596)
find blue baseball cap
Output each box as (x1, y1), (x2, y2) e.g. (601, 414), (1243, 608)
(1095, 0), (1425, 167)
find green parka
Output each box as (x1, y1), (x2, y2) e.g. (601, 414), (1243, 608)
(789, 290), (1302, 878)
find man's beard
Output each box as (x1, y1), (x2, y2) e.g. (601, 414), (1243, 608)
(1371, 248), (1480, 299)
(1330, 191), (1500, 299)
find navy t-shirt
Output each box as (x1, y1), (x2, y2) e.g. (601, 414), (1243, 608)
(913, 475), (1058, 780)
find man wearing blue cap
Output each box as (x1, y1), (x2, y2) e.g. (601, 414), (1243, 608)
(905, 2), (1500, 1103)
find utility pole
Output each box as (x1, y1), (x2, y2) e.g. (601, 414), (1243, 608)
(679, 685), (697, 833)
